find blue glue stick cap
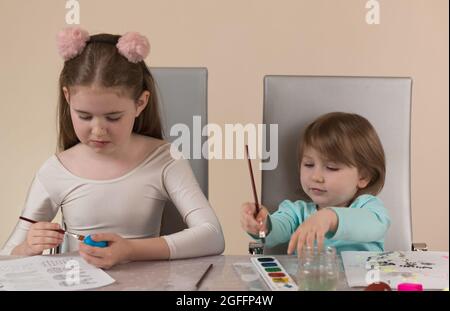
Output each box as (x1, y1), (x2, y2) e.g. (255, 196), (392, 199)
(84, 235), (108, 248)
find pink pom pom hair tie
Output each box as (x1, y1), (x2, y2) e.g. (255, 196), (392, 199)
(56, 26), (90, 61)
(116, 32), (150, 63)
(56, 27), (150, 63)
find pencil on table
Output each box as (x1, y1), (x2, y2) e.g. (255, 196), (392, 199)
(195, 263), (213, 290)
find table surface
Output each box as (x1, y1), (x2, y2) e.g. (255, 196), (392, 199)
(0, 254), (358, 291)
(100, 254), (358, 291)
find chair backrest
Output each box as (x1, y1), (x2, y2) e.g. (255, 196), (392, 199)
(151, 67), (208, 235)
(261, 76), (412, 253)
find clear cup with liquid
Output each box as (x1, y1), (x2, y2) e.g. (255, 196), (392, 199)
(297, 245), (339, 291)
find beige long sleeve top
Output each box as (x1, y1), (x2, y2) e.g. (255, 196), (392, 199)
(0, 143), (225, 258)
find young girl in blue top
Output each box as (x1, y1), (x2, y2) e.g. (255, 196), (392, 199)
(240, 112), (390, 255)
(1, 27), (224, 268)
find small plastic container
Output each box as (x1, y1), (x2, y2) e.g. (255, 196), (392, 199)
(297, 245), (339, 291)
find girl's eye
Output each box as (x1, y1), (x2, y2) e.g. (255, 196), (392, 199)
(78, 115), (121, 122)
(106, 117), (121, 122)
(327, 166), (339, 171)
(303, 163), (314, 168)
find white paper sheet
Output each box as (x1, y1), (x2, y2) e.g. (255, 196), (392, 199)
(341, 251), (449, 290)
(0, 254), (115, 291)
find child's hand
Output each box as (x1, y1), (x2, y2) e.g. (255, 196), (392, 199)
(240, 202), (269, 236)
(287, 209), (338, 256)
(24, 222), (65, 256)
(79, 233), (131, 269)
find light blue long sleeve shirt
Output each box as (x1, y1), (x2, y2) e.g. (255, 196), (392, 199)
(260, 194), (390, 253)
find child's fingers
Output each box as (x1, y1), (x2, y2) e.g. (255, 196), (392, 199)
(30, 236), (63, 246)
(240, 217), (256, 235)
(316, 231), (325, 251)
(80, 251), (98, 265)
(244, 211), (260, 229)
(239, 217), (247, 230)
(79, 243), (104, 258)
(296, 232), (307, 256)
(91, 233), (116, 242)
(31, 244), (60, 253)
(256, 216), (265, 231)
(254, 208), (268, 231)
(31, 229), (64, 240)
(27, 230), (64, 251)
(28, 238), (62, 253)
(241, 203), (269, 235)
(258, 221), (266, 234)
(80, 251), (110, 269)
(241, 202), (256, 215)
(305, 230), (316, 250)
(79, 245), (115, 269)
(287, 231), (300, 254)
(32, 222), (61, 231)
(255, 208), (268, 223)
(241, 203), (257, 233)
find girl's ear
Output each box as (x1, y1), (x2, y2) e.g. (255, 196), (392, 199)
(357, 170), (371, 189)
(62, 87), (70, 104)
(135, 90), (150, 117)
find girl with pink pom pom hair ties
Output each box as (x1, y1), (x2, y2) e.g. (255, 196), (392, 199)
(0, 27), (225, 269)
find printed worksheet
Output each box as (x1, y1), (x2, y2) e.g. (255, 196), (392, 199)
(0, 254), (115, 291)
(341, 251), (449, 289)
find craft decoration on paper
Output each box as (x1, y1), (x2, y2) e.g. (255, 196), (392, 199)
(341, 251), (449, 290)
(0, 254), (115, 291)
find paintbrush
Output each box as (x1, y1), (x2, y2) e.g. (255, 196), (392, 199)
(195, 263), (213, 290)
(244, 145), (266, 243)
(19, 216), (85, 241)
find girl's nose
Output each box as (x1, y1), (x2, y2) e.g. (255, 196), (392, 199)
(91, 119), (107, 136)
(311, 170), (324, 183)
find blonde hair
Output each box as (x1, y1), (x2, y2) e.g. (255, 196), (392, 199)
(57, 33), (162, 151)
(298, 112), (386, 200)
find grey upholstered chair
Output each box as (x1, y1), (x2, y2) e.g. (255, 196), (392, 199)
(261, 75), (425, 254)
(152, 67), (208, 236)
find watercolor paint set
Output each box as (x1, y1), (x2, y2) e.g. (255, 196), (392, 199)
(250, 256), (298, 291)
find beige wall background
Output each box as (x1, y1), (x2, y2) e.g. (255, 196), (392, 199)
(0, 0), (448, 254)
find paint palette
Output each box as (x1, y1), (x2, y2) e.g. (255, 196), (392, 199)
(250, 256), (298, 291)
